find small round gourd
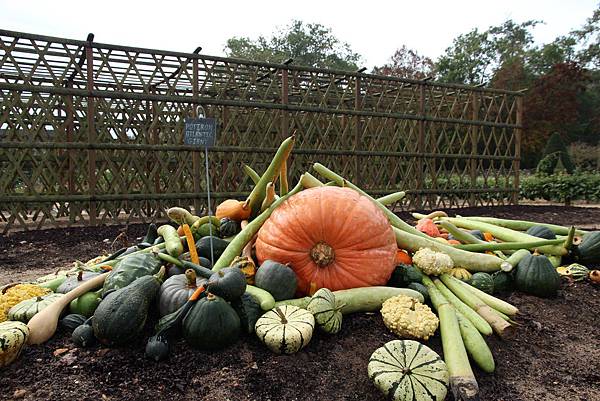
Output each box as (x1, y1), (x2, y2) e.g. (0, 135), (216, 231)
(207, 267), (247, 301)
(72, 322), (97, 348)
(526, 225), (557, 240)
(255, 305), (314, 354)
(158, 270), (204, 316)
(60, 314), (88, 331)
(492, 271), (513, 293)
(515, 252), (561, 297)
(145, 335), (170, 362)
(69, 289), (102, 317)
(0, 321), (29, 368)
(469, 272), (495, 294)
(182, 293), (241, 350)
(368, 340), (449, 401)
(219, 218), (241, 238)
(8, 293), (63, 322)
(307, 288), (342, 334)
(254, 260), (298, 301)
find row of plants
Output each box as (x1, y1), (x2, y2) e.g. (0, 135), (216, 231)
(1, 135), (600, 401)
(520, 172), (600, 204)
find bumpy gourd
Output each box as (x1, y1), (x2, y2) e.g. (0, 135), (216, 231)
(255, 305), (314, 354)
(448, 267), (472, 281)
(380, 295), (439, 340)
(368, 339), (449, 401)
(412, 248), (454, 276)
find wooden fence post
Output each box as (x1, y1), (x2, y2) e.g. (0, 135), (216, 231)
(354, 75), (361, 186)
(416, 83), (425, 209)
(470, 92), (480, 207)
(85, 37), (97, 225)
(513, 95), (523, 205)
(192, 57), (203, 215)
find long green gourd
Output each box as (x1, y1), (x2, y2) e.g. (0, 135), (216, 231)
(212, 179), (303, 272)
(439, 220), (507, 259)
(454, 238), (566, 252)
(243, 164), (261, 185)
(422, 276), (480, 401)
(376, 191), (406, 206)
(442, 217), (568, 256)
(461, 216), (587, 236)
(312, 163), (427, 238)
(245, 135), (295, 217)
(456, 311), (495, 373)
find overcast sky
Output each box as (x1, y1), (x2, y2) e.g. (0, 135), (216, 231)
(1, 0), (597, 69)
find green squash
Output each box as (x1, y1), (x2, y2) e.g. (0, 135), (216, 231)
(8, 293), (63, 323)
(307, 288), (342, 334)
(526, 225), (557, 239)
(93, 267), (165, 345)
(60, 314), (88, 331)
(388, 264), (424, 287)
(231, 292), (264, 335)
(0, 321), (29, 368)
(491, 271), (513, 293)
(575, 231), (600, 265)
(69, 289), (102, 317)
(255, 305), (314, 354)
(145, 334), (170, 362)
(254, 260), (298, 301)
(207, 267), (247, 301)
(195, 236), (229, 261)
(407, 282), (429, 302)
(56, 271), (103, 294)
(469, 272), (495, 294)
(368, 339), (449, 401)
(515, 253), (561, 297)
(102, 253), (162, 295)
(219, 218), (240, 238)
(182, 293), (241, 350)
(72, 319), (97, 348)
(158, 269), (205, 316)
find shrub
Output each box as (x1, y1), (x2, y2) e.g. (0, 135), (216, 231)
(520, 172), (600, 204)
(537, 132), (575, 174)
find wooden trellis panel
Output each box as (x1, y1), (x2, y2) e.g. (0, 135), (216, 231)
(0, 29), (523, 233)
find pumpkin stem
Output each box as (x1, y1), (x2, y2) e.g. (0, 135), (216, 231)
(274, 307), (288, 324)
(185, 269), (197, 287)
(310, 242), (335, 267)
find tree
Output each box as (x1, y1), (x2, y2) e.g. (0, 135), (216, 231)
(537, 132), (575, 174)
(572, 3), (600, 68)
(372, 45), (434, 79)
(224, 20), (362, 71)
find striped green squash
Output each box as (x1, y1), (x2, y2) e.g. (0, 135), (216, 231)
(255, 305), (314, 354)
(368, 340), (449, 401)
(8, 293), (63, 323)
(0, 321), (29, 368)
(307, 288), (342, 334)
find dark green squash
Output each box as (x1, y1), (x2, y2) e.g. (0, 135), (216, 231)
(407, 282), (429, 302)
(219, 218), (241, 238)
(514, 252), (561, 297)
(254, 260), (298, 301)
(469, 272), (495, 294)
(575, 231), (600, 265)
(102, 253), (162, 295)
(468, 230), (485, 241)
(145, 334), (170, 362)
(491, 271), (514, 293)
(207, 267), (247, 301)
(387, 264), (424, 287)
(195, 236), (229, 261)
(526, 225), (557, 240)
(56, 271), (103, 294)
(231, 292), (264, 334)
(93, 267), (165, 345)
(158, 269), (205, 316)
(60, 314), (88, 331)
(72, 318), (96, 348)
(182, 293), (241, 350)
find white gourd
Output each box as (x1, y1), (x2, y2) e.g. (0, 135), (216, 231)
(255, 305), (314, 354)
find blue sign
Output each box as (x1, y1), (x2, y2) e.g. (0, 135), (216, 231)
(184, 118), (217, 147)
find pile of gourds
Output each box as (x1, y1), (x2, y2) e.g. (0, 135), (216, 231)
(2, 135), (599, 401)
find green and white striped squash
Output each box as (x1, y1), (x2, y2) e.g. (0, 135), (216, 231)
(0, 321), (29, 368)
(255, 305), (314, 354)
(307, 288), (342, 334)
(368, 340), (449, 401)
(8, 293), (63, 323)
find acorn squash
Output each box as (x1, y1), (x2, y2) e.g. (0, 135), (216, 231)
(56, 271), (103, 294)
(158, 270), (205, 316)
(515, 252), (561, 297)
(207, 267), (247, 301)
(491, 271), (513, 293)
(254, 260), (298, 301)
(526, 225), (557, 240)
(575, 231), (600, 264)
(469, 272), (495, 294)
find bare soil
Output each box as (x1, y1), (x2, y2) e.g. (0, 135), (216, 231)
(1, 205), (599, 401)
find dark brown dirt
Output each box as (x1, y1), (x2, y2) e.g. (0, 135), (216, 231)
(1, 205), (600, 401)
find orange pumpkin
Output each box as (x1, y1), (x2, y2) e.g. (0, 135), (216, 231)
(416, 218), (440, 238)
(255, 187), (397, 295)
(395, 250), (413, 265)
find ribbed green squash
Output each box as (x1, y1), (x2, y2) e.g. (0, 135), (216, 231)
(231, 292), (264, 335)
(254, 260), (298, 301)
(491, 271), (513, 293)
(8, 293), (63, 322)
(469, 272), (495, 294)
(93, 268), (165, 345)
(158, 269), (204, 316)
(72, 319), (96, 348)
(182, 293), (241, 350)
(255, 305), (314, 354)
(219, 218), (241, 238)
(102, 253), (162, 295)
(515, 253), (561, 297)
(526, 225), (557, 239)
(60, 314), (88, 331)
(307, 288), (342, 334)
(368, 340), (449, 401)
(575, 231), (600, 264)
(387, 264), (423, 287)
(207, 267), (247, 301)
(407, 282), (429, 302)
(196, 236), (229, 261)
(0, 321), (29, 368)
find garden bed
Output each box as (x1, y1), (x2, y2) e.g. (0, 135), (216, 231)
(1, 205), (600, 401)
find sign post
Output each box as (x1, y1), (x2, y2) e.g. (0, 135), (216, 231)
(184, 117), (217, 264)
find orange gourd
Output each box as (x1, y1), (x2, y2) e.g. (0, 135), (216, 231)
(416, 218), (440, 237)
(255, 187), (397, 295)
(395, 250), (412, 265)
(216, 199), (251, 221)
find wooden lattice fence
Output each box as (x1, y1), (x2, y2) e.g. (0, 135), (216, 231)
(0, 30), (523, 233)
